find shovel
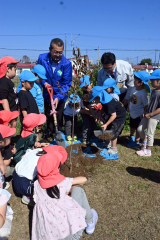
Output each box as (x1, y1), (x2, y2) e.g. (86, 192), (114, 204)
(94, 127), (114, 140)
(47, 86), (65, 148)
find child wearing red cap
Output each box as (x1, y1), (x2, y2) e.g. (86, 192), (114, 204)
(32, 151), (98, 240)
(0, 56), (20, 112)
(12, 145), (65, 206)
(13, 113), (49, 163)
(0, 110), (19, 179)
(0, 125), (16, 189)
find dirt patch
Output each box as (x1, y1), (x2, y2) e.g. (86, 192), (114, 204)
(61, 143), (103, 177)
(95, 132), (114, 140)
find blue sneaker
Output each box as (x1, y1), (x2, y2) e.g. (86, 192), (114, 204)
(86, 209), (98, 234)
(127, 141), (140, 148)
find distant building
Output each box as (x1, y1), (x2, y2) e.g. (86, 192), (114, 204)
(16, 63), (36, 76)
(133, 64), (157, 74)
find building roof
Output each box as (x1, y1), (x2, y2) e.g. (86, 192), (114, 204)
(17, 63), (36, 68)
(133, 65), (154, 70)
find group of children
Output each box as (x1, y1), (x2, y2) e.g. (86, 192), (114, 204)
(0, 54), (160, 239)
(0, 56), (98, 240)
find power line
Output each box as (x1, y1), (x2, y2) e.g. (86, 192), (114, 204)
(0, 34), (64, 36)
(0, 47), (159, 52)
(1, 33), (160, 41)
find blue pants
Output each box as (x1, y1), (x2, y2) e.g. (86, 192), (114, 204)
(13, 170), (34, 197)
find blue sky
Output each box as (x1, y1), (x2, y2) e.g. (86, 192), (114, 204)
(1, 0), (160, 64)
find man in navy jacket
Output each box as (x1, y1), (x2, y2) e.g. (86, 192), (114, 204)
(37, 38), (72, 136)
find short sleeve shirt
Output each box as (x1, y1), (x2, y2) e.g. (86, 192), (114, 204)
(103, 98), (126, 124)
(18, 90), (39, 122)
(129, 87), (148, 119)
(0, 77), (18, 111)
(147, 89), (160, 120)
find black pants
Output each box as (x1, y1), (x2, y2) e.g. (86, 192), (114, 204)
(64, 114), (78, 137)
(44, 100), (65, 135)
(81, 114), (96, 140)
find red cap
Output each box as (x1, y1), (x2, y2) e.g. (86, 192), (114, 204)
(37, 152), (65, 189)
(0, 110), (19, 126)
(0, 56), (20, 78)
(0, 124), (16, 139)
(21, 113), (46, 138)
(0, 101), (4, 104)
(42, 145), (67, 164)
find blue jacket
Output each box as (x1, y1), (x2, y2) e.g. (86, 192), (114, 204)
(37, 53), (72, 103)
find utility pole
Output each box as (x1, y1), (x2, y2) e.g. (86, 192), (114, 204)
(86, 49), (88, 56)
(158, 53), (160, 68)
(65, 32), (66, 58)
(98, 46), (100, 65)
(155, 50), (157, 66)
(137, 56), (138, 65)
(71, 34), (72, 59)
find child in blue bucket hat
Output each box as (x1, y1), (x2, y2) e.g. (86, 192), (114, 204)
(17, 65), (47, 114)
(136, 69), (160, 156)
(79, 75), (96, 144)
(90, 86), (126, 154)
(63, 94), (81, 144)
(18, 70), (40, 123)
(102, 78), (120, 101)
(127, 71), (150, 148)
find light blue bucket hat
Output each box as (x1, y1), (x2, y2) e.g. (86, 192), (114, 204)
(89, 86), (113, 104)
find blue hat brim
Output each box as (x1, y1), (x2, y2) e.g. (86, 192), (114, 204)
(144, 82), (151, 93)
(102, 84), (120, 95)
(89, 90), (113, 104)
(31, 70), (47, 80)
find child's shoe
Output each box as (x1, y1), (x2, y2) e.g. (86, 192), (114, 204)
(127, 136), (136, 147)
(22, 196), (35, 206)
(136, 149), (151, 157)
(127, 141), (140, 148)
(86, 209), (98, 234)
(73, 135), (77, 142)
(3, 182), (10, 190)
(106, 147), (118, 154)
(66, 136), (72, 144)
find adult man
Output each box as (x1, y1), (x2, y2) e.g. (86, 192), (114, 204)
(97, 52), (134, 106)
(37, 38), (72, 136)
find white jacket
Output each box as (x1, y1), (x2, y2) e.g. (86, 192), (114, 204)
(97, 60), (134, 100)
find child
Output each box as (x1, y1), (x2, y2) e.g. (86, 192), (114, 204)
(17, 65), (47, 114)
(0, 124), (16, 189)
(79, 75), (96, 144)
(137, 69), (160, 156)
(63, 94), (81, 143)
(0, 56), (20, 111)
(90, 86), (126, 154)
(18, 70), (39, 123)
(127, 71), (150, 148)
(13, 113), (49, 163)
(13, 145), (66, 206)
(102, 78), (120, 101)
(0, 110), (19, 178)
(32, 151), (98, 240)
(0, 188), (13, 239)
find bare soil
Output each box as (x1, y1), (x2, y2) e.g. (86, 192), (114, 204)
(8, 134), (160, 240)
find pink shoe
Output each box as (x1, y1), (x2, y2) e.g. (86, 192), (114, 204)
(136, 149), (151, 156)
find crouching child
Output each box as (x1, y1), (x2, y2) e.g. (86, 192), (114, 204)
(90, 86), (126, 154)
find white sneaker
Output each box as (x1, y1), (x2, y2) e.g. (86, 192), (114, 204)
(106, 147), (118, 154)
(85, 209), (98, 234)
(4, 182), (10, 190)
(22, 196), (35, 206)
